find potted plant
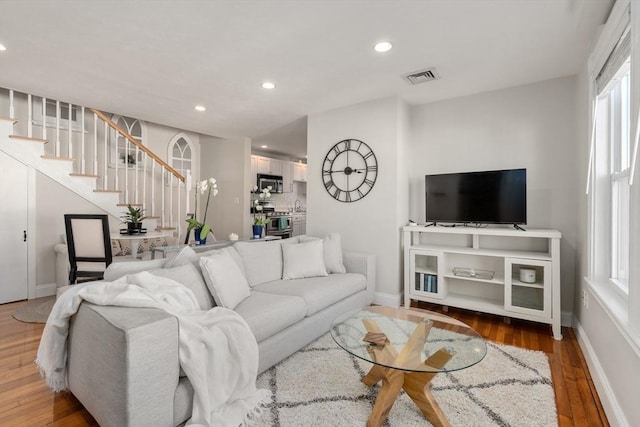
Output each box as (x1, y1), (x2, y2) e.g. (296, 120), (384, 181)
(186, 177), (219, 244)
(121, 204), (146, 234)
(251, 185), (272, 239)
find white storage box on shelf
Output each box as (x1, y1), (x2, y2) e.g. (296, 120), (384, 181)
(402, 225), (562, 340)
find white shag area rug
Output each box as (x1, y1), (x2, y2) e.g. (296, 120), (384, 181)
(253, 333), (557, 427)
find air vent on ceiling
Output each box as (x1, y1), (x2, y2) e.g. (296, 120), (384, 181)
(403, 67), (439, 85)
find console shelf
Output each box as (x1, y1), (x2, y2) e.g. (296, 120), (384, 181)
(403, 225), (562, 340)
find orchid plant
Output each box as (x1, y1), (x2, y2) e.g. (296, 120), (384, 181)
(186, 177), (219, 239)
(251, 185), (272, 226)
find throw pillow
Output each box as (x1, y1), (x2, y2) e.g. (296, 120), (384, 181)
(149, 263), (215, 310)
(301, 233), (346, 274)
(199, 251), (250, 309)
(282, 239), (328, 280)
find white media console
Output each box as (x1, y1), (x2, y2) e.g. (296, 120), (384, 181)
(402, 225), (562, 340)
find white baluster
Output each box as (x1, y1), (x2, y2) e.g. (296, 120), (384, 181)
(55, 100), (60, 157)
(151, 161), (156, 218)
(134, 145), (139, 204)
(177, 176), (181, 238)
(68, 103), (72, 160)
(27, 94), (32, 138)
(124, 138), (129, 203)
(93, 112), (98, 176)
(143, 152), (147, 217)
(9, 89), (14, 119)
(161, 169), (166, 228)
(169, 173), (174, 229)
(103, 122), (108, 190)
(114, 131), (119, 192)
(81, 107), (85, 174)
(42, 98), (47, 141)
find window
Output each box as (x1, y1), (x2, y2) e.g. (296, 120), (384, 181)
(109, 115), (145, 167)
(32, 99), (82, 131)
(588, 21), (632, 320)
(168, 133), (193, 177)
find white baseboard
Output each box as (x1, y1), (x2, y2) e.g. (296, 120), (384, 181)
(574, 318), (629, 427)
(374, 292), (402, 307)
(35, 282), (57, 298)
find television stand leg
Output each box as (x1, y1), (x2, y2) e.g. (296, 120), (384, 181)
(513, 224), (526, 231)
(425, 222), (436, 227)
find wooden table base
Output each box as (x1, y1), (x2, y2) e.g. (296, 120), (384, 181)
(361, 318), (456, 427)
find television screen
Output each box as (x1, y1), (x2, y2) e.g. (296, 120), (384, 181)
(425, 168), (526, 224)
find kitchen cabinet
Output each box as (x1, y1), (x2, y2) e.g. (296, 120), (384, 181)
(256, 155), (283, 175)
(292, 214), (306, 237)
(282, 161), (294, 193)
(293, 162), (307, 182)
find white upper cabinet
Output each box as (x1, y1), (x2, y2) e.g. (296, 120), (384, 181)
(282, 161), (294, 193)
(256, 156), (283, 175)
(293, 162), (307, 182)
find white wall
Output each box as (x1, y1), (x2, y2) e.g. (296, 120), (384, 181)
(307, 96), (410, 301)
(571, 1), (640, 424)
(409, 77), (579, 316)
(200, 136), (252, 240)
(35, 172), (120, 287)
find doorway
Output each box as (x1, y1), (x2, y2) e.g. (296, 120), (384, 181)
(0, 151), (29, 303)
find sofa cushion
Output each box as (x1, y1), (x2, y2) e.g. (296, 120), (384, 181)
(282, 239), (328, 280)
(233, 239), (286, 287)
(199, 252), (250, 309)
(300, 233), (346, 274)
(233, 291), (306, 342)
(253, 273), (366, 316)
(104, 258), (167, 281)
(148, 263), (214, 310)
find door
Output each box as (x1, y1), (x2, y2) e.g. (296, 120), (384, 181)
(0, 152), (29, 303)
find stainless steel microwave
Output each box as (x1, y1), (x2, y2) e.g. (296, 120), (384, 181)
(257, 174), (283, 193)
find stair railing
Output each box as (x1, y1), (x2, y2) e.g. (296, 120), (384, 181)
(3, 88), (191, 238)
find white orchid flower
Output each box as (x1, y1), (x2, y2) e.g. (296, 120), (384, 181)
(209, 177), (216, 185)
(256, 205), (263, 211)
(212, 189), (219, 196)
(259, 193), (265, 199)
(266, 186), (273, 191)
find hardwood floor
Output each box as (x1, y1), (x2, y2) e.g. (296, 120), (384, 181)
(0, 298), (608, 426)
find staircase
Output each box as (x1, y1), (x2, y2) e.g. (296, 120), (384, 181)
(0, 88), (191, 237)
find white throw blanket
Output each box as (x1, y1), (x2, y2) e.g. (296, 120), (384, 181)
(36, 272), (270, 427)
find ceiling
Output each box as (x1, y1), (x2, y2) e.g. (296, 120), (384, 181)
(0, 0), (612, 160)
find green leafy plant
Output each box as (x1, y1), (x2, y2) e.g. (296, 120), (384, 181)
(121, 204), (146, 225)
(186, 177), (219, 239)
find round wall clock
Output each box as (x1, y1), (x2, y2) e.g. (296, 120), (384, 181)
(322, 139), (378, 202)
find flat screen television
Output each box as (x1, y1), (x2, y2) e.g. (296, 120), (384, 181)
(425, 168), (526, 225)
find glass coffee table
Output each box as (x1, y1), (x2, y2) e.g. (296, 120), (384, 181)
(331, 306), (486, 427)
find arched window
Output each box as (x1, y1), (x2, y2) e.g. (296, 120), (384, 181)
(110, 115), (146, 166)
(168, 133), (194, 177)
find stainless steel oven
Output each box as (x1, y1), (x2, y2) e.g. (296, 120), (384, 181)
(265, 214), (292, 239)
(257, 174), (283, 193)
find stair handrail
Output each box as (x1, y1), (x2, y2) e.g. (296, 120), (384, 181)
(89, 108), (185, 182)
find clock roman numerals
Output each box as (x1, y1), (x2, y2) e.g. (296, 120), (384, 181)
(322, 139), (378, 203)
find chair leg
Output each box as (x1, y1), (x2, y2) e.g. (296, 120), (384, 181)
(69, 268), (77, 285)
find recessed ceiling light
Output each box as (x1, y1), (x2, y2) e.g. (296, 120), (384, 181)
(261, 145), (268, 149)
(0, 44), (6, 51)
(374, 41), (392, 53)
(194, 105), (206, 112)
(262, 82), (276, 89)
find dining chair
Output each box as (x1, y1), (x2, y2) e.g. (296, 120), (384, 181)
(64, 214), (113, 284)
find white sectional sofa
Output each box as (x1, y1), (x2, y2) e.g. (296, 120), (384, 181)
(66, 234), (376, 427)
